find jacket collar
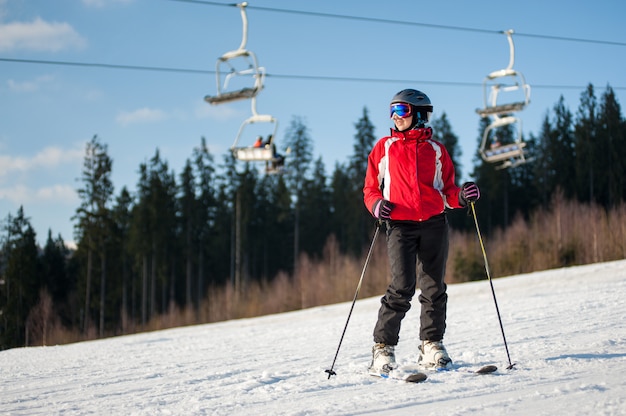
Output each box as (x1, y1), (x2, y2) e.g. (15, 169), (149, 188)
(390, 126), (433, 141)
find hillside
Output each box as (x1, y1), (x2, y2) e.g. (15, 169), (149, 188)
(1, 260), (625, 415)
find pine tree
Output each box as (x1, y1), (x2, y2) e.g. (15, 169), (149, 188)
(330, 163), (353, 253)
(236, 164), (260, 286)
(130, 163), (151, 325)
(179, 160), (197, 307)
(253, 174), (273, 279)
(507, 132), (539, 216)
(347, 107), (378, 254)
(74, 135), (114, 336)
(0, 207), (41, 348)
(264, 173), (293, 278)
(41, 231), (71, 326)
(283, 116), (313, 274)
(598, 86), (624, 206)
(533, 96), (577, 207)
(574, 84), (598, 203)
(111, 187), (133, 330)
(298, 158), (332, 258)
(192, 138), (217, 305)
(349, 107), (376, 183)
(146, 150), (179, 315)
(218, 152), (240, 288)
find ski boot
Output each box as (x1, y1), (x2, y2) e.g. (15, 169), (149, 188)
(418, 340), (452, 370)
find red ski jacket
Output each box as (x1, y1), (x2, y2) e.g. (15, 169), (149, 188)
(363, 127), (463, 222)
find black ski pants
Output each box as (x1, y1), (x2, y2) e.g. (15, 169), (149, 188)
(373, 214), (449, 345)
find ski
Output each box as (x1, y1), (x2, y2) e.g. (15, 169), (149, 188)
(474, 364), (498, 374)
(369, 369), (428, 383)
(368, 364), (495, 382)
(435, 364), (498, 375)
(404, 372), (428, 383)
(367, 363), (495, 383)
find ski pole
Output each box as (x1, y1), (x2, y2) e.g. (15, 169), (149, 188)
(470, 201), (516, 370)
(325, 221), (381, 379)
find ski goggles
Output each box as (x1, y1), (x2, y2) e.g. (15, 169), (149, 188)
(390, 103), (412, 118)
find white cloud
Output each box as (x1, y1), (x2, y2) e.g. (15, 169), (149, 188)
(0, 183), (78, 205)
(116, 108), (167, 126)
(0, 17), (86, 52)
(35, 184), (79, 203)
(7, 75), (54, 93)
(0, 184), (29, 203)
(0, 145), (84, 178)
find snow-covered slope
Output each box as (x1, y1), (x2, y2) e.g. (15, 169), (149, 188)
(2, 260), (626, 415)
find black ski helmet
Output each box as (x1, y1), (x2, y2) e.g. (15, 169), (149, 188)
(391, 89), (433, 128)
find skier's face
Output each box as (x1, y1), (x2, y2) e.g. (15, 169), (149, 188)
(392, 112), (413, 131)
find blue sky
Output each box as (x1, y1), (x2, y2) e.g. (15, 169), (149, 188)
(1, 0), (625, 246)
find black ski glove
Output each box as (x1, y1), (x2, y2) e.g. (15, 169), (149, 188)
(372, 199), (394, 220)
(459, 182), (480, 206)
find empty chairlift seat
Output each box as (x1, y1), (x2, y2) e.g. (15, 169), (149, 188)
(204, 2), (265, 105)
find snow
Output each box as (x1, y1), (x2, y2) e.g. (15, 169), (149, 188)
(2, 260), (626, 415)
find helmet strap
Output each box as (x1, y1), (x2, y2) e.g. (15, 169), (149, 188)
(406, 106), (427, 130)
(413, 108), (429, 129)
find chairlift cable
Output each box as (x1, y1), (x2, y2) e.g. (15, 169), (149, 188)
(1, 58), (623, 91)
(166, 0), (626, 47)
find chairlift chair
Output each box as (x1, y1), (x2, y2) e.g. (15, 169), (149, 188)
(476, 30), (531, 168)
(231, 114), (279, 162)
(204, 2), (265, 105)
(476, 30), (530, 117)
(230, 96), (284, 170)
(479, 115), (528, 169)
